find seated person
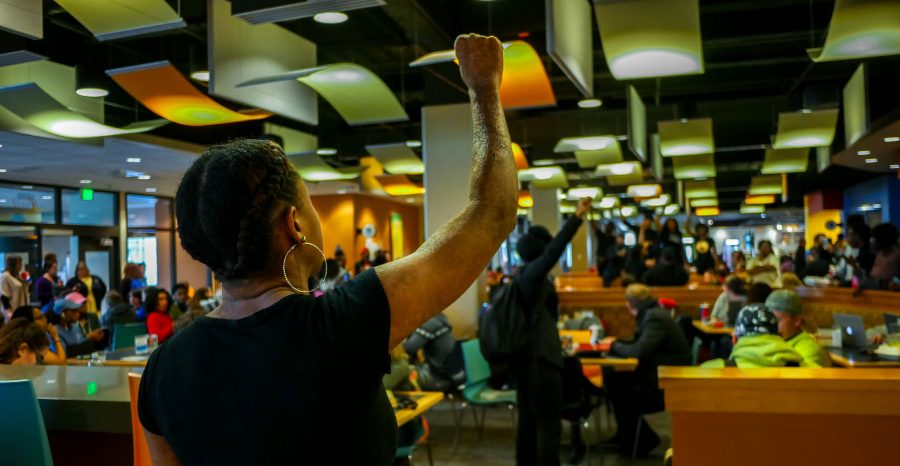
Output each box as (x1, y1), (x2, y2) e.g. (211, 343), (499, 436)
(11, 306), (66, 365)
(642, 247), (689, 286)
(747, 240), (780, 286)
(101, 291), (138, 341)
(170, 283), (190, 320)
(710, 276), (747, 326)
(144, 287), (175, 344)
(702, 304), (804, 368)
(780, 272), (803, 289)
(55, 292), (105, 357)
(603, 284), (691, 456)
(0, 318), (49, 365)
(766, 290), (829, 367)
(174, 288), (212, 333)
(402, 314), (464, 391)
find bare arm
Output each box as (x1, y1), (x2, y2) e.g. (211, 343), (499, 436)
(376, 34), (517, 348)
(145, 430), (182, 466)
(41, 325), (67, 365)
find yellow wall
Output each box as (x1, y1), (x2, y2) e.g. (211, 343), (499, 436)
(804, 196), (842, 246)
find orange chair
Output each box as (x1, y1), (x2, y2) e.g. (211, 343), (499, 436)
(127, 373), (152, 466)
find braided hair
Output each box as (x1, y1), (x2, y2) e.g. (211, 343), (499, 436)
(176, 139), (301, 281)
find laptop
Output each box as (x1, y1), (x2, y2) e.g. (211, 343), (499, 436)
(884, 313), (900, 334)
(833, 314), (871, 350)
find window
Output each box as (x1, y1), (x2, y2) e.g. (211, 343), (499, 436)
(0, 184), (55, 224)
(127, 235), (158, 286)
(126, 195), (172, 228)
(61, 189), (115, 226)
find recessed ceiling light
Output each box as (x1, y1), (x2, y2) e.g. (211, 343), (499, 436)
(41, 195), (52, 200)
(405, 140), (422, 148)
(577, 98), (603, 109)
(336, 189), (347, 195)
(865, 158), (878, 163)
(21, 185), (32, 190)
(79, 179), (92, 184)
(406, 198), (416, 203)
(316, 148), (337, 156)
(0, 199), (6, 203)
(857, 150), (871, 155)
(138, 175), (151, 180)
(695, 177), (707, 181)
(190, 71), (210, 82)
(890, 164), (900, 169)
(885, 137), (900, 143)
(75, 87), (109, 98)
(313, 11), (348, 24)
(0, 144), (4, 148)
(801, 109), (812, 113)
(145, 188), (157, 193)
(680, 118), (689, 123)
(126, 158), (141, 163)
(0, 169), (6, 173)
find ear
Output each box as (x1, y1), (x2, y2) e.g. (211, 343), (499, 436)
(18, 343), (29, 357)
(282, 206), (304, 245)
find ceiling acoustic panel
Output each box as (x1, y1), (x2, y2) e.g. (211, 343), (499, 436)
(54, 0), (185, 41)
(658, 118), (714, 156)
(546, 0), (593, 98)
(593, 0), (704, 80)
(672, 154), (716, 180)
(231, 0), (386, 24)
(808, 0), (900, 62)
(107, 61), (272, 126)
(375, 174), (426, 196)
(0, 83), (165, 138)
(748, 175), (783, 196)
(290, 153), (363, 182)
(518, 166), (569, 189)
(239, 63), (407, 126)
(684, 180), (717, 199)
(772, 109), (839, 149)
(262, 122), (317, 154)
(366, 143), (424, 175)
(627, 86), (648, 162)
(410, 41), (556, 110)
(208, 0), (317, 126)
(0, 0), (42, 39)
(761, 148), (810, 174)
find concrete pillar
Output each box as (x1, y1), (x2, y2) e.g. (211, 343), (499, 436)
(571, 220), (589, 272)
(422, 103), (482, 339)
(530, 187), (562, 274)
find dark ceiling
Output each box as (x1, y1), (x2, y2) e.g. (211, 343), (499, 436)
(2, 0), (899, 210)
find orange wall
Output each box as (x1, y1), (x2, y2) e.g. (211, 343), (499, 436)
(310, 194), (423, 269)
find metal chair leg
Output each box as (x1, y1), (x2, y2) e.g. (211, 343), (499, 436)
(631, 415), (642, 459)
(477, 405), (488, 441)
(585, 420), (592, 466)
(425, 440), (434, 466)
(450, 398), (463, 452)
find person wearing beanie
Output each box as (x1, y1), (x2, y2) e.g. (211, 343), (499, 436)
(767, 289), (829, 367)
(603, 284), (691, 456)
(701, 303), (804, 368)
(512, 196), (590, 466)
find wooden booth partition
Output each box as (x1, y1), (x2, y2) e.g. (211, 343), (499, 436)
(660, 367), (900, 466)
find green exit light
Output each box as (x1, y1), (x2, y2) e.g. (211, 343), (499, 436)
(86, 381), (98, 397)
(81, 188), (93, 201)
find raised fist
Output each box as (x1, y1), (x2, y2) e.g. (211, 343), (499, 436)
(454, 33), (503, 95)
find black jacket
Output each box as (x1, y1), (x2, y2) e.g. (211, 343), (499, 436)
(642, 263), (689, 286)
(66, 275), (108, 306)
(610, 303), (691, 391)
(516, 216), (583, 369)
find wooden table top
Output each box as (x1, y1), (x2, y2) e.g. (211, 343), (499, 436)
(394, 391), (444, 427)
(579, 357), (639, 371)
(828, 350), (900, 368)
(693, 320), (734, 335)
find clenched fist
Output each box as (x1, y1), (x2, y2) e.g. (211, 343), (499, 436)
(454, 33), (503, 95)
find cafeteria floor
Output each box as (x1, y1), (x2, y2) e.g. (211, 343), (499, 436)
(408, 402), (664, 466)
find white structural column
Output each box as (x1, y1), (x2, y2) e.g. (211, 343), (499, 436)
(530, 187), (561, 274)
(422, 103), (482, 339)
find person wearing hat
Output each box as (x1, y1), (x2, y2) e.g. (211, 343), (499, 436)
(512, 196), (590, 466)
(55, 292), (105, 358)
(701, 303), (804, 368)
(767, 289), (829, 367)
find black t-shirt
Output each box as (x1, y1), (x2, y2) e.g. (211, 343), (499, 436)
(138, 269), (396, 466)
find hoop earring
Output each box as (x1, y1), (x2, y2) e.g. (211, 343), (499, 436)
(282, 236), (327, 295)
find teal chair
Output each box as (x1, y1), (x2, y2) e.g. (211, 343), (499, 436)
(112, 322), (148, 350)
(0, 379), (54, 466)
(460, 339), (517, 441)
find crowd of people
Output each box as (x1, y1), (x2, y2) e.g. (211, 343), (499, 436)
(0, 255), (215, 365)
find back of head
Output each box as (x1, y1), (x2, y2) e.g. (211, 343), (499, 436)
(734, 304), (779, 338)
(11, 306), (36, 322)
(176, 139), (301, 281)
(746, 282), (772, 304)
(765, 289), (802, 316)
(528, 226), (553, 245)
(724, 276), (746, 296)
(106, 290), (124, 307)
(516, 232), (547, 262)
(0, 318), (49, 363)
(660, 247), (677, 264)
(872, 223), (899, 252)
(624, 283), (656, 310)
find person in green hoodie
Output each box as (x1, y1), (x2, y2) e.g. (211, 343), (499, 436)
(702, 303), (805, 368)
(766, 289), (830, 367)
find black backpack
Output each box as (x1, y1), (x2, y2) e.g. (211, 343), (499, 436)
(478, 278), (535, 364)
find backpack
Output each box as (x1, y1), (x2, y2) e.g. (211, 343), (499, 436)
(477, 278), (535, 365)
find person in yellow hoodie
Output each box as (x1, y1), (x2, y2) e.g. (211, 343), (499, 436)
(702, 303), (805, 368)
(766, 289), (830, 367)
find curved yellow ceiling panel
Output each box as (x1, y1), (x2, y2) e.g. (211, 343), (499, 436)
(376, 174), (426, 196)
(808, 0), (900, 62)
(0, 83), (165, 138)
(107, 61), (272, 126)
(366, 143), (424, 175)
(410, 41), (556, 110)
(772, 109), (839, 149)
(289, 154), (362, 182)
(54, 0), (185, 41)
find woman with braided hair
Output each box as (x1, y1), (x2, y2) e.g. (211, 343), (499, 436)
(138, 34), (518, 466)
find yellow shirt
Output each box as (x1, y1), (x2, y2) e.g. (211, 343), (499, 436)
(81, 275), (98, 314)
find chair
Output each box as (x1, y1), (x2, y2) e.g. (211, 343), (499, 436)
(394, 416), (433, 466)
(128, 373), (153, 466)
(460, 339), (517, 441)
(113, 323), (148, 350)
(0, 379), (54, 466)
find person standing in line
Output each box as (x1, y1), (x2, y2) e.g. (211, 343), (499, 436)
(685, 211), (720, 275)
(513, 197), (591, 466)
(34, 258), (60, 311)
(65, 261), (107, 315)
(1, 256), (28, 323)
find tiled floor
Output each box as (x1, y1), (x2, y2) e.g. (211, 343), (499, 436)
(408, 401), (667, 466)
